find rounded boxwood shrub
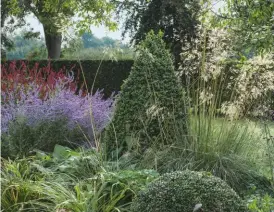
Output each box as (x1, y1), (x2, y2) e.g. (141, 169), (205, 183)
(104, 31), (187, 157)
(131, 170), (247, 212)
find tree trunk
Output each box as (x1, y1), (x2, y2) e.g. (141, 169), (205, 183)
(43, 25), (62, 59)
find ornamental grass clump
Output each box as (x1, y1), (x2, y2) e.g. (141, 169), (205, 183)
(170, 25), (273, 193)
(104, 31), (187, 158)
(131, 170), (247, 212)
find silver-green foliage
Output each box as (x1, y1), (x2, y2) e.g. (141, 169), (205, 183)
(131, 170), (247, 212)
(104, 31), (187, 156)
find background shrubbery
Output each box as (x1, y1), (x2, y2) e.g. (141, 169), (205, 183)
(1, 60), (133, 98)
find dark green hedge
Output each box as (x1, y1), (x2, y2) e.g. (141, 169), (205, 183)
(2, 60), (134, 97)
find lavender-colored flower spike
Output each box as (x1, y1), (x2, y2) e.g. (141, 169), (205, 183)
(1, 78), (114, 145)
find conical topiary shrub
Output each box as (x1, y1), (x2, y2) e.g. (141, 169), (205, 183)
(104, 31), (187, 157)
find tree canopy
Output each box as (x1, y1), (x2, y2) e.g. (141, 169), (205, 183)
(113, 0), (201, 67)
(208, 0), (274, 54)
(5, 0), (118, 59)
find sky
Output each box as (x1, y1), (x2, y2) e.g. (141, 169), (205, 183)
(23, 1), (225, 43)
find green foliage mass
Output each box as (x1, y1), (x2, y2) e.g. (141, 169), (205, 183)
(247, 193), (274, 212)
(6, 33), (47, 60)
(1, 146), (159, 212)
(208, 0), (274, 54)
(6, 0), (117, 58)
(131, 170), (247, 212)
(1, 0), (27, 59)
(115, 0), (200, 66)
(81, 32), (126, 49)
(1, 118), (85, 159)
(41, 145), (103, 179)
(7, 0), (117, 34)
(104, 31), (187, 157)
(61, 47), (134, 61)
(80, 169), (159, 211)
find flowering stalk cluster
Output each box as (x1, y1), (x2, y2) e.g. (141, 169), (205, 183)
(1, 61), (114, 143)
(1, 61), (80, 102)
(179, 25), (274, 119)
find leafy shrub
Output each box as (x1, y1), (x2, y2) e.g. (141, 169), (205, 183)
(41, 144), (103, 179)
(1, 152), (159, 212)
(1, 118), (85, 159)
(246, 192), (274, 212)
(131, 170), (247, 212)
(104, 31), (187, 157)
(75, 169), (159, 211)
(220, 54), (274, 119)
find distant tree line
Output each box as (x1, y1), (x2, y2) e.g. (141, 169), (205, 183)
(6, 32), (129, 60)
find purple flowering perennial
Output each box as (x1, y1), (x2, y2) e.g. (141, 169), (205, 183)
(1, 81), (114, 142)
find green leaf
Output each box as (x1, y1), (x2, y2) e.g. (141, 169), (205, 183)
(52, 144), (72, 159)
